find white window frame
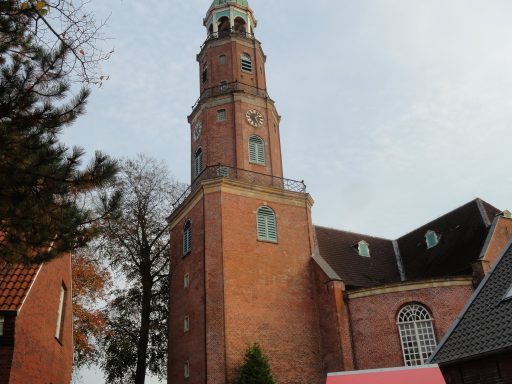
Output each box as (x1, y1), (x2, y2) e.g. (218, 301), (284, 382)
(55, 284), (66, 341)
(256, 206), (277, 242)
(184, 273), (190, 289)
(184, 361), (190, 378)
(397, 304), (437, 366)
(184, 315), (190, 332)
(248, 135), (265, 165)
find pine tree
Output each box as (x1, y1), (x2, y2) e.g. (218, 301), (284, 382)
(0, 1), (119, 265)
(237, 344), (275, 384)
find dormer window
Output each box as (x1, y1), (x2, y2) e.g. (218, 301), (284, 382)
(356, 240), (370, 257)
(425, 230), (439, 249)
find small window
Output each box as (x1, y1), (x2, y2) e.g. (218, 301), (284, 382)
(425, 230), (439, 249)
(219, 80), (228, 92)
(256, 206), (277, 242)
(194, 148), (203, 177)
(217, 166), (229, 177)
(0, 316), (4, 336)
(202, 63), (208, 83)
(184, 316), (190, 332)
(217, 109), (226, 121)
(219, 54), (226, 64)
(241, 53), (252, 72)
(183, 220), (192, 256)
(248, 135), (265, 165)
(184, 361), (190, 378)
(184, 273), (190, 289)
(356, 240), (370, 257)
(55, 284), (67, 341)
(397, 304), (437, 366)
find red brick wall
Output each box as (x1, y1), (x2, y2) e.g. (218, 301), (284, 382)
(9, 253), (72, 384)
(483, 217), (512, 268)
(0, 314), (15, 383)
(168, 198), (207, 384)
(441, 351), (512, 384)
(347, 283), (474, 370)
(220, 191), (323, 384)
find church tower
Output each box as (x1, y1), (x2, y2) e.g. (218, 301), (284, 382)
(168, 1), (324, 383)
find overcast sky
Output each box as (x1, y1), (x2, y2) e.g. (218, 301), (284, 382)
(68, 1), (512, 382)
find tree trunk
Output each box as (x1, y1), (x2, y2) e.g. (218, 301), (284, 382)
(134, 271), (153, 384)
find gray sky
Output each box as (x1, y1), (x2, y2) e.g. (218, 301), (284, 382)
(69, 1), (512, 382)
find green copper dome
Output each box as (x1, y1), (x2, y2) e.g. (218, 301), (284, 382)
(213, 0), (249, 7)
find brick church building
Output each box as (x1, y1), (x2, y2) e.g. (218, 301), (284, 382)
(167, 1), (512, 383)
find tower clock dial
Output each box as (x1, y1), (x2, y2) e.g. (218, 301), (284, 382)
(193, 122), (202, 141)
(246, 109), (264, 127)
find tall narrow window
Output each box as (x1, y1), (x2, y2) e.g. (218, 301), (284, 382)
(397, 304), (437, 366)
(55, 284), (67, 341)
(256, 206), (277, 242)
(217, 109), (226, 121)
(194, 148), (203, 177)
(183, 220), (192, 256)
(184, 273), (190, 289)
(184, 361), (190, 378)
(425, 230), (439, 249)
(0, 316), (4, 336)
(219, 54), (226, 64)
(241, 53), (252, 72)
(202, 63), (208, 83)
(184, 316), (190, 332)
(248, 135), (265, 165)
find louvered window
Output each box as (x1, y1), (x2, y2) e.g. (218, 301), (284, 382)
(183, 220), (192, 255)
(248, 135), (265, 165)
(256, 206), (277, 242)
(397, 304), (437, 366)
(194, 148), (203, 177)
(217, 166), (229, 177)
(241, 53), (252, 72)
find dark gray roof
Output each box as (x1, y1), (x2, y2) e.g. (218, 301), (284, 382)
(429, 240), (512, 364)
(315, 199), (500, 290)
(397, 199), (499, 280)
(314, 226), (401, 289)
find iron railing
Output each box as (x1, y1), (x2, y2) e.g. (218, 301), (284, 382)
(201, 28), (255, 51)
(192, 81), (268, 110)
(171, 165), (306, 210)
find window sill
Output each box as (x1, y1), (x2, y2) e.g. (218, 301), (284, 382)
(182, 251), (191, 259)
(257, 239), (278, 244)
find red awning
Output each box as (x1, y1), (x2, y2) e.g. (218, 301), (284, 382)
(326, 365), (446, 384)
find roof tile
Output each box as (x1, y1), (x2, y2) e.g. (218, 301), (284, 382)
(0, 261), (40, 311)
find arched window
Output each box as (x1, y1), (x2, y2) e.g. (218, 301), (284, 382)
(194, 148), (203, 177)
(183, 220), (192, 255)
(241, 53), (252, 72)
(256, 206), (277, 242)
(218, 16), (230, 32)
(248, 135), (265, 165)
(397, 304), (437, 366)
(234, 17), (247, 33)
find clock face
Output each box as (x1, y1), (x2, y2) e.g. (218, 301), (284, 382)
(246, 109), (264, 127)
(193, 122), (202, 141)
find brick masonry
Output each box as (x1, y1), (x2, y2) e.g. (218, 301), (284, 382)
(346, 283), (474, 370)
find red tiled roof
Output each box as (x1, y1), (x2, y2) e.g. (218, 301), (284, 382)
(0, 262), (40, 311)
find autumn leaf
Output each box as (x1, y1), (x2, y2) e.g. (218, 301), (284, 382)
(34, 1), (46, 10)
(20, 2), (30, 10)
